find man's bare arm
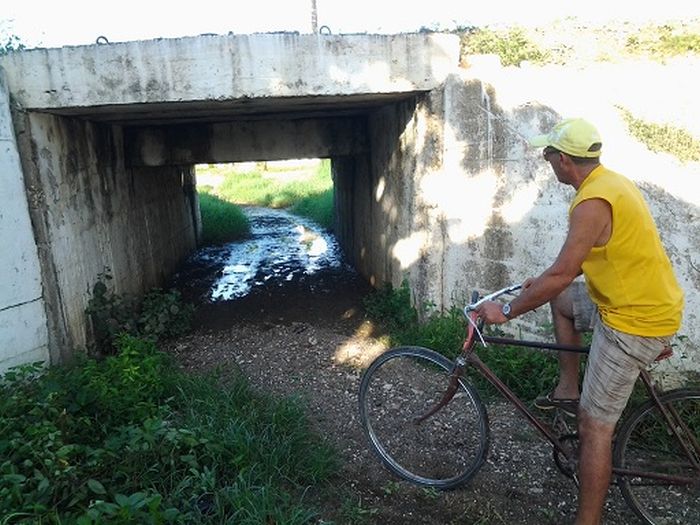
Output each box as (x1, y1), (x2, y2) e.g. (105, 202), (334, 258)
(476, 198), (611, 323)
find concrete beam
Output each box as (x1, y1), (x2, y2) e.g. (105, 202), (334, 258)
(124, 117), (370, 166)
(0, 33), (460, 114)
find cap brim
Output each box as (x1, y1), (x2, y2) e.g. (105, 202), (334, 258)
(529, 134), (550, 147)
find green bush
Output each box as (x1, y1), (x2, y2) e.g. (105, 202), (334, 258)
(460, 27), (548, 66)
(86, 272), (194, 353)
(626, 25), (700, 58)
(618, 106), (700, 163)
(138, 288), (195, 341)
(0, 336), (336, 523)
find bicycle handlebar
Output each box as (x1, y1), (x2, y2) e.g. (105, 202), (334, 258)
(464, 283), (523, 316)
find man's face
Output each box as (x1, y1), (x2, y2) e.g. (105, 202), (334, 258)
(543, 147), (569, 184)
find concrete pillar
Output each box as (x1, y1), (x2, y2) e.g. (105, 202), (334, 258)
(0, 67), (49, 374)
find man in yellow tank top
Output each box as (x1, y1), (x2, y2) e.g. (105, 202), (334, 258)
(475, 118), (684, 525)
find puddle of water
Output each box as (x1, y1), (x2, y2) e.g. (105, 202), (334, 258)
(173, 207), (346, 302)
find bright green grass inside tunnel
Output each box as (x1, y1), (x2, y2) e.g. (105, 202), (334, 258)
(195, 159), (334, 245)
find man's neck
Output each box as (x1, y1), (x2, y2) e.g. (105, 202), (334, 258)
(571, 163), (600, 190)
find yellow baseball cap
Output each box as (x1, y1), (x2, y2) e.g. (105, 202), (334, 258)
(529, 118), (602, 158)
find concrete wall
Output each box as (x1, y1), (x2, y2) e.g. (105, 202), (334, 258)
(346, 64), (699, 383)
(0, 70), (49, 372)
(334, 98), (420, 287)
(11, 111), (198, 363)
(0, 32), (462, 371)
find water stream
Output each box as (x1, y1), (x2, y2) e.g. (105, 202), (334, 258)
(171, 206), (348, 303)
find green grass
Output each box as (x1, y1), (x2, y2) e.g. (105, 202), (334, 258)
(618, 106), (700, 163)
(363, 281), (561, 400)
(460, 27), (549, 66)
(198, 192), (251, 245)
(0, 335), (337, 524)
(196, 159), (335, 237)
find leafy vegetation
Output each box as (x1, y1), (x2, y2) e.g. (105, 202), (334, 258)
(0, 21), (25, 55)
(86, 272), (194, 354)
(618, 106), (700, 163)
(0, 336), (336, 524)
(460, 27), (549, 66)
(626, 24), (700, 58)
(363, 280), (561, 400)
(459, 20), (700, 67)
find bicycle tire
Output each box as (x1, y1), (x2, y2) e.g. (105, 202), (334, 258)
(613, 388), (700, 525)
(358, 346), (490, 490)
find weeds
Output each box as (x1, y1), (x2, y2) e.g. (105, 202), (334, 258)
(626, 24), (700, 58)
(459, 20), (700, 68)
(86, 272), (194, 353)
(460, 27), (548, 66)
(363, 280), (561, 400)
(618, 106), (700, 163)
(339, 496), (379, 524)
(0, 335), (336, 523)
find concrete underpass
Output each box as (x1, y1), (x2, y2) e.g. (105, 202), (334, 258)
(1, 31), (698, 381)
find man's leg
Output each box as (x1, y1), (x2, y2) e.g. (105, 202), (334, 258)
(550, 287), (581, 400)
(575, 410), (615, 525)
(575, 321), (668, 524)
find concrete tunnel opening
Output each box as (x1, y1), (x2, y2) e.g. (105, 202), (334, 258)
(184, 158), (355, 305)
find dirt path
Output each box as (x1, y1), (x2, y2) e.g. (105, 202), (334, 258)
(163, 271), (643, 525)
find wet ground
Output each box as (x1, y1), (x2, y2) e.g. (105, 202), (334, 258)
(169, 206), (373, 330)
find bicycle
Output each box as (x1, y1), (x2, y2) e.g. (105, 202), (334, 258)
(358, 284), (700, 525)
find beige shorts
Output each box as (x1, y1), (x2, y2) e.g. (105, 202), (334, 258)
(572, 284), (671, 424)
(571, 281), (596, 332)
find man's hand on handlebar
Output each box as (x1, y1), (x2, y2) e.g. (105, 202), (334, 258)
(472, 278), (533, 324)
(474, 301), (509, 324)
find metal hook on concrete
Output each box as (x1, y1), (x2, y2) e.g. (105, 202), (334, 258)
(319, 25), (332, 35)
(96, 36), (110, 45)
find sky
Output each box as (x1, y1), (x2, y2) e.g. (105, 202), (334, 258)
(2, 0), (699, 49)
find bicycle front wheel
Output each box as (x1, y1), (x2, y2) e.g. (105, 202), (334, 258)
(613, 388), (700, 525)
(358, 346), (489, 490)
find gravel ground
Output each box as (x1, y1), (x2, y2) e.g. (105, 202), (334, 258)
(162, 271), (651, 525)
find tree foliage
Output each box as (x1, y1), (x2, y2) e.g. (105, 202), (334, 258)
(0, 20), (25, 56)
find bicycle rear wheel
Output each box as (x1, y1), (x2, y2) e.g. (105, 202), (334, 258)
(358, 346), (489, 490)
(613, 388), (700, 525)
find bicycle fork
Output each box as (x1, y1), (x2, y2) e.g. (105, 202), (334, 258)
(412, 357), (466, 424)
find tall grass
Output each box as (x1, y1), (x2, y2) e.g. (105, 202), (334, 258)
(198, 192), (250, 245)
(0, 336), (337, 524)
